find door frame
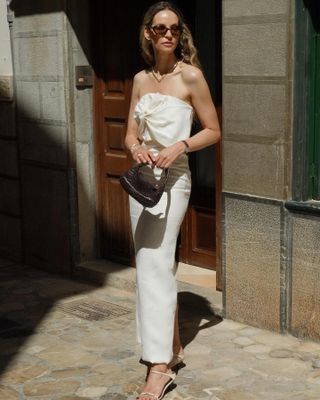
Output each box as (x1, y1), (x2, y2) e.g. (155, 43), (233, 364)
(91, 0), (223, 290)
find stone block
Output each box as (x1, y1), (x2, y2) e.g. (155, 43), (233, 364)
(224, 23), (287, 76)
(76, 142), (96, 261)
(224, 83), (286, 139)
(22, 164), (71, 273)
(0, 102), (15, 137)
(73, 46), (91, 67)
(74, 89), (93, 142)
(20, 120), (68, 166)
(0, 0), (10, 40)
(14, 11), (64, 33)
(291, 214), (320, 341)
(0, 140), (19, 177)
(224, 0), (288, 18)
(13, 36), (64, 78)
(0, 75), (13, 100)
(224, 196), (281, 331)
(40, 82), (66, 122)
(16, 80), (40, 119)
(0, 214), (21, 260)
(223, 140), (285, 199)
(0, 7), (13, 76)
(0, 178), (20, 216)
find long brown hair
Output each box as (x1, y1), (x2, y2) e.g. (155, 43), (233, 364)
(140, 2), (201, 68)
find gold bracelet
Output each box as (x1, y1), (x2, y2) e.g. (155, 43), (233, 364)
(130, 143), (140, 153)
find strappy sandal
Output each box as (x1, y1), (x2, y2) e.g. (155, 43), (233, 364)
(168, 352), (185, 369)
(137, 370), (176, 400)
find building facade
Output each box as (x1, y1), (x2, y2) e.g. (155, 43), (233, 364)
(0, 0), (319, 341)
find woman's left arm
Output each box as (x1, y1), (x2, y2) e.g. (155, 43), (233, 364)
(184, 67), (221, 151)
(154, 67), (221, 169)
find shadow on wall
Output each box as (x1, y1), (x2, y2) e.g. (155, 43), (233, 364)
(9, 0), (150, 81)
(0, 0), (102, 377)
(303, 0), (320, 30)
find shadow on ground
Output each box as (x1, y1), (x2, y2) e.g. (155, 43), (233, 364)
(178, 291), (222, 348)
(0, 260), (101, 377)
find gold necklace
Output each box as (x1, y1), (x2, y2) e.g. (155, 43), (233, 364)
(151, 61), (179, 83)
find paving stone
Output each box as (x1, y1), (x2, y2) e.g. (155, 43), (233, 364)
(254, 332), (301, 348)
(203, 366), (243, 381)
(296, 341), (320, 353)
(75, 386), (108, 397)
(233, 336), (255, 346)
(36, 346), (102, 368)
(0, 338), (21, 355)
(198, 326), (216, 337)
(184, 342), (209, 356)
(23, 379), (80, 396)
(250, 358), (310, 379)
(212, 319), (246, 331)
(100, 395), (127, 400)
(0, 385), (20, 400)
(0, 302), (25, 312)
(243, 344), (272, 354)
(306, 369), (320, 384)
(217, 390), (260, 400)
(57, 397), (90, 400)
(298, 352), (315, 362)
(269, 349), (295, 358)
(209, 330), (238, 341)
(0, 363), (48, 384)
(24, 345), (46, 355)
(312, 358), (320, 368)
(237, 327), (265, 336)
(50, 367), (90, 378)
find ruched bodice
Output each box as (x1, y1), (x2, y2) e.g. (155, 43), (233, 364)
(134, 92), (193, 149)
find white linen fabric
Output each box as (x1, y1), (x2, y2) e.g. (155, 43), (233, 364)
(129, 92), (193, 363)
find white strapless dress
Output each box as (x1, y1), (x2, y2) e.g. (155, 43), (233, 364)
(129, 92), (193, 364)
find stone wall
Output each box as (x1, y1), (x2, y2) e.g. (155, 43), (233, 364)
(222, 0), (293, 332)
(12, 4), (73, 272)
(66, 0), (96, 262)
(6, 0), (96, 271)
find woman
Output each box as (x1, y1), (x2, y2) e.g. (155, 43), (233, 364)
(124, 2), (221, 399)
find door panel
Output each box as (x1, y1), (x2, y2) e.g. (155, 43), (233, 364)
(95, 76), (133, 263)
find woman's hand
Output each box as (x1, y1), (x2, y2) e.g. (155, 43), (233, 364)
(131, 144), (156, 165)
(154, 141), (186, 169)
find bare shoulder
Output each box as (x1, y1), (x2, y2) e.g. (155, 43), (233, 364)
(133, 69), (150, 85)
(180, 63), (204, 85)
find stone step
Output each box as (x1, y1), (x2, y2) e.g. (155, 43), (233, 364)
(75, 259), (136, 293)
(75, 259), (224, 318)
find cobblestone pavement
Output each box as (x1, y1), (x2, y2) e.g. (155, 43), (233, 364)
(1, 259), (320, 400)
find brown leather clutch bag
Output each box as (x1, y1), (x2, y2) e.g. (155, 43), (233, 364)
(120, 163), (169, 208)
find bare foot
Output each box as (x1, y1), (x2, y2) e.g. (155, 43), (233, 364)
(137, 364), (174, 400)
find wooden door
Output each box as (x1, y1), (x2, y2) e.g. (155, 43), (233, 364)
(93, 1), (151, 264)
(178, 1), (222, 283)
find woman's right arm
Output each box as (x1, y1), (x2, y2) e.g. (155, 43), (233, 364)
(125, 73), (155, 165)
